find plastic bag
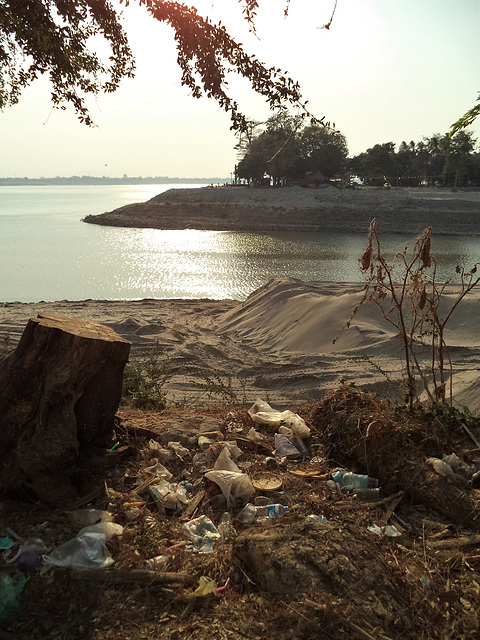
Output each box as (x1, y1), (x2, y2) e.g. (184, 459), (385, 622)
(67, 509), (113, 529)
(274, 434), (300, 458)
(149, 481), (188, 511)
(42, 533), (114, 570)
(0, 572), (28, 623)
(368, 524), (401, 538)
(426, 457), (457, 481)
(143, 458), (173, 481)
(204, 469), (254, 509)
(213, 447), (241, 473)
(11, 538), (47, 574)
(167, 441), (190, 459)
(193, 576), (216, 596)
(148, 440), (174, 462)
(205, 441), (242, 467)
(247, 427), (265, 443)
(183, 516), (221, 553)
(248, 399), (310, 438)
(77, 523), (124, 540)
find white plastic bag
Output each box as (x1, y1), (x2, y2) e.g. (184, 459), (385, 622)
(427, 457), (456, 480)
(247, 427), (265, 443)
(144, 458), (173, 481)
(149, 481), (189, 510)
(43, 533), (114, 570)
(214, 447), (241, 473)
(248, 399), (310, 438)
(77, 523), (124, 540)
(66, 509), (113, 529)
(205, 469), (254, 509)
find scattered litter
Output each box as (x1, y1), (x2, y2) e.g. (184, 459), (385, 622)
(214, 577), (230, 593)
(67, 509), (113, 529)
(251, 472), (283, 492)
(248, 399), (311, 439)
(332, 470), (379, 491)
(42, 533), (114, 570)
(274, 434), (300, 458)
(261, 456), (278, 470)
(193, 576), (216, 596)
(368, 524), (402, 538)
(237, 502), (290, 524)
(204, 468), (254, 509)
(143, 458), (173, 481)
(217, 512), (237, 540)
(146, 555), (172, 571)
(149, 481), (189, 513)
(148, 440), (174, 462)
(77, 522), (124, 540)
(247, 426), (264, 443)
(0, 537), (14, 550)
(198, 431), (224, 449)
(205, 441), (242, 466)
(214, 446), (241, 472)
(0, 572), (28, 623)
(167, 441), (190, 459)
(183, 516), (221, 553)
(10, 538), (47, 574)
(305, 514), (329, 524)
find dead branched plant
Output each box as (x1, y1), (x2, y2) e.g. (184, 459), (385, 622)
(350, 219), (479, 408)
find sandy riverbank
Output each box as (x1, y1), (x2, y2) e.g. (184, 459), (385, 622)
(1, 277), (479, 411)
(83, 185), (480, 235)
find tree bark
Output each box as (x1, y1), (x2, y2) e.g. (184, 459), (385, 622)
(0, 314), (130, 506)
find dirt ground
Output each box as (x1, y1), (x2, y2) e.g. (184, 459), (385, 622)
(1, 387), (480, 640)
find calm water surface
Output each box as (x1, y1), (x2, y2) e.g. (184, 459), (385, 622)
(0, 184), (478, 302)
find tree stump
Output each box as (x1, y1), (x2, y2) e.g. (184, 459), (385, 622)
(0, 314), (131, 506)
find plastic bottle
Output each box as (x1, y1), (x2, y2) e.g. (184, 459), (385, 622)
(237, 503), (257, 524)
(217, 512), (236, 540)
(255, 504), (290, 519)
(305, 514), (329, 524)
(332, 471), (378, 491)
(237, 503), (290, 523)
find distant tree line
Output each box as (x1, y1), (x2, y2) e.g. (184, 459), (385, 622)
(235, 113), (479, 188)
(350, 132), (479, 188)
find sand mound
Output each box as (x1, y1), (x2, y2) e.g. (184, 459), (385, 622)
(219, 277), (398, 356)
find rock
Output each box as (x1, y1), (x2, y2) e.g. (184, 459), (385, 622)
(0, 314), (130, 506)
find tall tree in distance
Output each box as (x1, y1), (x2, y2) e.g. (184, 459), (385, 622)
(299, 124), (348, 178)
(236, 111), (349, 184)
(441, 131), (477, 188)
(0, 0), (317, 131)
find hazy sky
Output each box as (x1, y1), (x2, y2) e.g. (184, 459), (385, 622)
(1, 0), (479, 179)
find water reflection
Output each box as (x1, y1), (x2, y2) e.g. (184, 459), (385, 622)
(94, 228), (480, 302)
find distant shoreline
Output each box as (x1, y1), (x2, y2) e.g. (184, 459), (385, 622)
(0, 176), (229, 186)
(83, 185), (480, 236)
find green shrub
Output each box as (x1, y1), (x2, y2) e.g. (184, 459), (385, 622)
(122, 347), (173, 410)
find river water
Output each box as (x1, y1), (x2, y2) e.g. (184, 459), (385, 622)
(0, 184), (478, 303)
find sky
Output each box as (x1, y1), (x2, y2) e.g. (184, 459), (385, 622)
(1, 0), (479, 179)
